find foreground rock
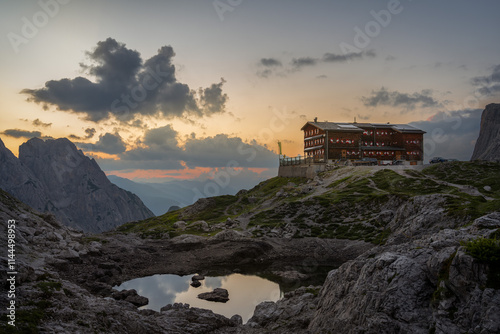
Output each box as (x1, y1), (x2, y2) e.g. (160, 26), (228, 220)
(0, 189), (236, 334)
(308, 220), (500, 334)
(471, 103), (500, 161)
(198, 288), (230, 303)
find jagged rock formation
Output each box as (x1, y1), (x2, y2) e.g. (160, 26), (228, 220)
(471, 103), (500, 161)
(0, 137), (153, 233)
(308, 217), (500, 334)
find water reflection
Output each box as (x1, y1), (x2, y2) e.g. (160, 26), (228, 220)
(114, 273), (282, 323)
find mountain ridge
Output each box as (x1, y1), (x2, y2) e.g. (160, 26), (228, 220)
(471, 103), (500, 161)
(0, 137), (154, 233)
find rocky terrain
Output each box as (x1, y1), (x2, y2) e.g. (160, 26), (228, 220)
(0, 137), (153, 233)
(472, 103), (500, 161)
(1, 161), (499, 333)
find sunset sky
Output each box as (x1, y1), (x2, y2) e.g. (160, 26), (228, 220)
(1, 0), (499, 186)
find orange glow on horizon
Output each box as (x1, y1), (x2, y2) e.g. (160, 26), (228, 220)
(106, 167), (213, 180)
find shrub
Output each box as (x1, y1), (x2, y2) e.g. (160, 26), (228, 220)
(463, 237), (500, 263)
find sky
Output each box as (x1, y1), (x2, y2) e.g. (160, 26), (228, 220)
(1, 0), (499, 192)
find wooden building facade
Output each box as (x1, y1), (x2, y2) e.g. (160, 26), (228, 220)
(301, 120), (425, 164)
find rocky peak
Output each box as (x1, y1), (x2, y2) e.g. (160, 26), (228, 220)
(0, 137), (154, 233)
(471, 103), (500, 161)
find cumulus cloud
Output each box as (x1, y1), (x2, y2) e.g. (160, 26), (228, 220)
(21, 38), (228, 122)
(77, 133), (127, 155)
(198, 79), (228, 115)
(87, 126), (278, 171)
(1, 129), (41, 139)
(410, 109), (481, 161)
(471, 64), (500, 97)
(361, 87), (442, 111)
(182, 134), (277, 168)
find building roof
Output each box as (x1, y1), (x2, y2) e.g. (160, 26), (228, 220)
(301, 121), (364, 132)
(301, 121), (426, 134)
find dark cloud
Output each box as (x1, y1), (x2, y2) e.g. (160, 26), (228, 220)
(471, 65), (500, 97)
(410, 109), (481, 161)
(322, 50), (375, 63)
(198, 79), (228, 115)
(32, 119), (52, 128)
(2, 129), (41, 139)
(361, 87), (441, 111)
(113, 125), (183, 169)
(260, 58), (282, 67)
(291, 57), (319, 69)
(77, 133), (127, 155)
(21, 38), (227, 122)
(69, 127), (96, 140)
(182, 134), (277, 168)
(259, 50), (376, 77)
(88, 126), (277, 171)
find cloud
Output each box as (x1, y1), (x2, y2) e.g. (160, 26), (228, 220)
(361, 87), (442, 111)
(471, 64), (500, 97)
(21, 38), (228, 122)
(1, 129), (42, 139)
(88, 126), (278, 171)
(198, 79), (228, 115)
(291, 57), (319, 69)
(32, 119), (52, 128)
(77, 133), (127, 155)
(323, 50), (375, 63)
(182, 134), (277, 168)
(258, 50), (376, 77)
(410, 108), (481, 161)
(69, 127), (96, 140)
(259, 58), (282, 67)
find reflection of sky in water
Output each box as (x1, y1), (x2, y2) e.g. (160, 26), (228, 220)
(114, 274), (282, 323)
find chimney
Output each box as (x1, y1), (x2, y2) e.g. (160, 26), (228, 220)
(314, 117), (318, 123)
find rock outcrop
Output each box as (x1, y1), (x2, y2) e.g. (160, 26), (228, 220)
(471, 103), (500, 161)
(308, 221), (500, 334)
(0, 137), (154, 233)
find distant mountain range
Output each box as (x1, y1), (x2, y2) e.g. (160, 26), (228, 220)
(0, 137), (154, 233)
(107, 175), (240, 216)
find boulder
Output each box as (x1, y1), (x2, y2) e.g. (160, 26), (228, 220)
(173, 221), (187, 230)
(188, 220), (209, 231)
(198, 288), (229, 303)
(192, 274), (205, 281)
(112, 289), (149, 307)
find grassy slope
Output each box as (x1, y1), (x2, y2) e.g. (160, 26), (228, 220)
(117, 162), (500, 243)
